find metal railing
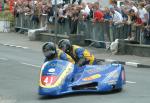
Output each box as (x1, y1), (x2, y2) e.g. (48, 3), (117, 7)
(15, 13), (48, 30)
(14, 14), (150, 45)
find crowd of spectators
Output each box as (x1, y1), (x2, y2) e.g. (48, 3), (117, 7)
(13, 0), (150, 44)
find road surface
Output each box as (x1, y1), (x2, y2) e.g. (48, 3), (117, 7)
(0, 44), (150, 103)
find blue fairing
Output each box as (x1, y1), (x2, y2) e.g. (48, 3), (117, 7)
(39, 60), (125, 96)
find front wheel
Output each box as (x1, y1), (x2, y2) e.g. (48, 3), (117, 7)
(112, 88), (122, 93)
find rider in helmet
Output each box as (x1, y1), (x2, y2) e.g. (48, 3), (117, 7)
(42, 42), (75, 64)
(58, 39), (96, 66)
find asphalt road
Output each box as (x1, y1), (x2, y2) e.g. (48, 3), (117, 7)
(0, 45), (150, 103)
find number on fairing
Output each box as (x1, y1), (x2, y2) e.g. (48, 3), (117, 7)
(44, 77), (49, 84)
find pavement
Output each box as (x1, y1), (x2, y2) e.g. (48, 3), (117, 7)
(0, 32), (150, 68)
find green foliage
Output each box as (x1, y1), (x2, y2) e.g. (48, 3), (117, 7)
(0, 10), (14, 22)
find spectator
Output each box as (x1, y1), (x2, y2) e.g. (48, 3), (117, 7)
(57, 4), (66, 25)
(134, 13), (143, 25)
(126, 9), (142, 40)
(31, 1), (40, 25)
(145, 4), (150, 25)
(41, 1), (48, 14)
(70, 6), (79, 34)
(103, 7), (112, 20)
(23, 1), (31, 15)
(86, 3), (93, 20)
(129, 1), (138, 13)
(93, 2), (104, 22)
(128, 9), (142, 24)
(16, 0), (23, 14)
(138, 2), (148, 25)
(111, 0), (122, 13)
(82, 3), (90, 15)
(47, 5), (54, 23)
(79, 3), (90, 21)
(144, 4), (150, 44)
(120, 6), (128, 21)
(110, 7), (123, 24)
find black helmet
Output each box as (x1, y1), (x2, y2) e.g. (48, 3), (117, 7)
(42, 42), (57, 59)
(58, 39), (71, 53)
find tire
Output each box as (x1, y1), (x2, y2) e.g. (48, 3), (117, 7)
(113, 88), (122, 92)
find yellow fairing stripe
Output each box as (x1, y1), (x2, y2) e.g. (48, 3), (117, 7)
(39, 63), (73, 88)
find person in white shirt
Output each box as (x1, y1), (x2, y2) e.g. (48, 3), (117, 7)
(129, 1), (138, 13)
(110, 7), (123, 24)
(138, 2), (148, 24)
(80, 2), (90, 15)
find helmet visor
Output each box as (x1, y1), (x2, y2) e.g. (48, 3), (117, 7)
(60, 45), (67, 52)
(44, 50), (56, 57)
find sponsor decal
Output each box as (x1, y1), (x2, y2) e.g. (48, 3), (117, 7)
(48, 68), (55, 73)
(83, 74), (101, 81)
(106, 70), (119, 79)
(86, 67), (107, 74)
(102, 70), (119, 84)
(49, 62), (65, 68)
(107, 80), (117, 85)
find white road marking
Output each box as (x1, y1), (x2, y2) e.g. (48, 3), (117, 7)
(125, 62), (140, 67)
(0, 58), (8, 61)
(2, 44), (29, 49)
(15, 46), (29, 49)
(126, 81), (136, 84)
(21, 62), (41, 68)
(105, 59), (116, 62)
